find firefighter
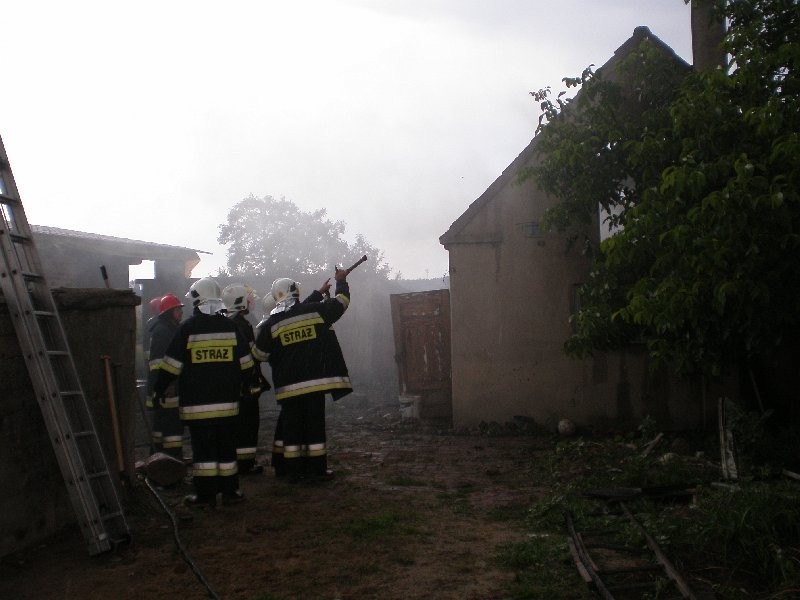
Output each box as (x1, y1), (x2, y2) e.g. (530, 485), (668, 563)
(144, 297), (162, 344)
(258, 291), (289, 477)
(153, 277), (255, 508)
(141, 296), (163, 371)
(252, 268), (352, 482)
(259, 288), (317, 478)
(221, 283), (271, 475)
(146, 293), (184, 459)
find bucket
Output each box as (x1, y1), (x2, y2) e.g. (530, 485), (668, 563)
(399, 395), (420, 419)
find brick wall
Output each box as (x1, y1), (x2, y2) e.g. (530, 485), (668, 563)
(0, 288), (139, 557)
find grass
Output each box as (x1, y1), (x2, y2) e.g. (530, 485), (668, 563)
(341, 508), (422, 541)
(385, 475), (427, 487)
(497, 534), (594, 599)
(497, 419), (800, 598)
(487, 503), (530, 523)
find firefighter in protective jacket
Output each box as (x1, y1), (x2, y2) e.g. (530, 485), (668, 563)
(154, 277), (255, 507)
(146, 293), (184, 458)
(253, 267), (352, 480)
(221, 283), (271, 475)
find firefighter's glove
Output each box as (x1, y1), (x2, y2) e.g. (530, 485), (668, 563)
(245, 378), (271, 396)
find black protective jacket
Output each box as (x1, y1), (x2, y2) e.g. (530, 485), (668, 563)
(230, 311), (270, 395)
(253, 283), (352, 402)
(146, 313), (180, 402)
(155, 311), (254, 422)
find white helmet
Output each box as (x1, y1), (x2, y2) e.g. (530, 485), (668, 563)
(256, 291), (277, 328)
(262, 291), (277, 314)
(186, 277), (222, 313)
(269, 277), (301, 314)
(221, 283), (249, 314)
(270, 278), (300, 303)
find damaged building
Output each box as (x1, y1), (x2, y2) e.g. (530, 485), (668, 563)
(440, 13), (727, 431)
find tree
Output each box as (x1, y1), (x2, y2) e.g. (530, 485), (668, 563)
(217, 194), (392, 280)
(347, 233), (393, 280)
(525, 0), (800, 380)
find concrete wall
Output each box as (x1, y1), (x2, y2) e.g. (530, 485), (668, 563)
(0, 288), (139, 557)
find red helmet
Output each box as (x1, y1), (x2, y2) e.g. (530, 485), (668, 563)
(147, 297), (161, 316)
(159, 293), (184, 315)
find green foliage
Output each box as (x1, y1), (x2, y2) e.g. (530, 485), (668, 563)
(217, 194), (392, 279)
(685, 482), (800, 588)
(497, 535), (594, 600)
(525, 0), (800, 379)
(521, 430), (800, 595)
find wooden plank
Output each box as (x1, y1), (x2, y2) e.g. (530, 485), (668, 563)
(621, 503), (697, 599)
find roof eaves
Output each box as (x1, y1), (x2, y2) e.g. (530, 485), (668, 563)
(31, 224), (210, 256)
(439, 136), (541, 246)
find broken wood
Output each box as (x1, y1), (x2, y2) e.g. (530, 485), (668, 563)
(620, 503), (698, 599)
(640, 432), (664, 458)
(782, 469), (800, 482)
(718, 397), (739, 481)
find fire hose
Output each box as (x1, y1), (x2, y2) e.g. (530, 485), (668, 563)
(141, 475), (221, 600)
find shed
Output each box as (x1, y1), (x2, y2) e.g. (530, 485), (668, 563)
(31, 224), (205, 295)
(440, 27), (711, 431)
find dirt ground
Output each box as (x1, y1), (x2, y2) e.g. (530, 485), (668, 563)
(0, 395), (573, 600)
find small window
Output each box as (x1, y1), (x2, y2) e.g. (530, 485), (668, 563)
(518, 221), (541, 238)
(130, 260), (155, 281)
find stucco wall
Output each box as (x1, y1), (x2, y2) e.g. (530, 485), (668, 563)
(0, 289), (139, 557)
(441, 27), (715, 432)
(448, 166), (596, 428)
(445, 147), (711, 431)
(448, 224), (709, 431)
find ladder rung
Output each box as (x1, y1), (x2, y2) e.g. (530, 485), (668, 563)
(34, 310), (56, 317)
(9, 232), (31, 244)
(73, 430), (96, 439)
(60, 390), (83, 397)
(22, 271), (44, 280)
(0, 192), (21, 205)
(47, 350), (70, 356)
(87, 470), (112, 480)
(100, 511), (124, 522)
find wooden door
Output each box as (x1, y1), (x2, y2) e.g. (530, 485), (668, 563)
(390, 289), (451, 421)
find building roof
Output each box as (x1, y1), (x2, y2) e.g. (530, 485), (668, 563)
(440, 26), (688, 247)
(31, 224), (208, 263)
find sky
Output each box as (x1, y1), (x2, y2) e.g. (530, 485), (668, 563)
(0, 0), (693, 281)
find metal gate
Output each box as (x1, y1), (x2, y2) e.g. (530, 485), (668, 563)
(389, 289), (451, 422)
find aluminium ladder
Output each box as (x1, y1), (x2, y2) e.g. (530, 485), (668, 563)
(0, 134), (130, 555)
